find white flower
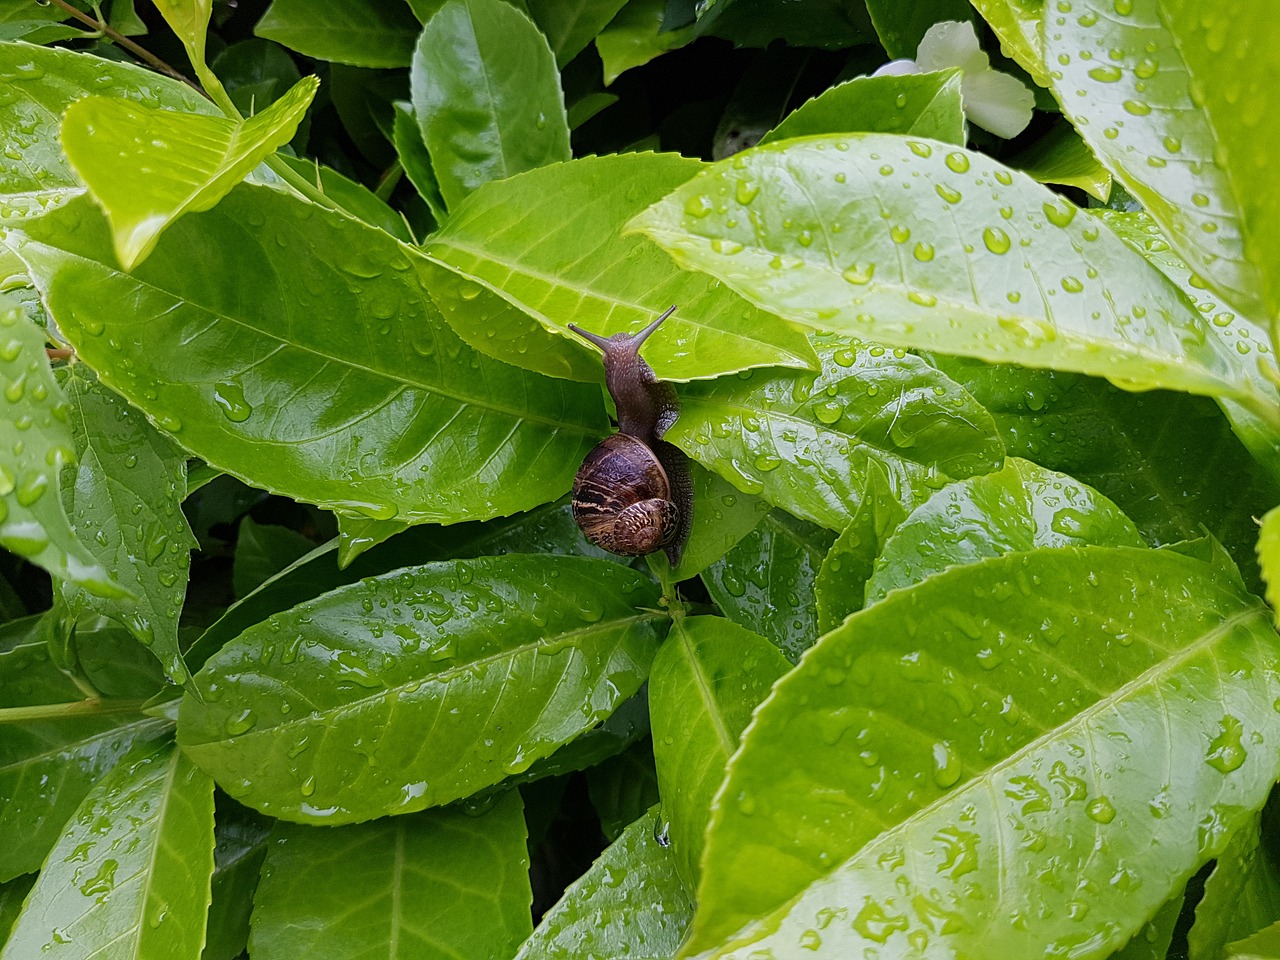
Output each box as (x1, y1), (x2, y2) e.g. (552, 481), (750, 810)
(872, 20), (1035, 139)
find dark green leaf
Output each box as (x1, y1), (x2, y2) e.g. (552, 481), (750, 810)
(669, 337), (1004, 530)
(864, 0), (976, 58)
(702, 509), (833, 662)
(178, 555), (664, 823)
(423, 153), (818, 382)
(527, 0), (631, 66)
(8, 187), (606, 525)
(255, 0), (421, 68)
(514, 805), (692, 960)
(864, 457), (1144, 604)
(0, 873), (34, 945)
(1, 741), (214, 960)
(202, 796), (272, 960)
(211, 38), (302, 118)
(668, 462), (771, 583)
(411, 0), (570, 210)
(1006, 116), (1111, 201)
(594, 0), (694, 85)
(249, 790), (531, 960)
(274, 154), (414, 242)
(760, 70), (966, 148)
(0, 711), (172, 881)
(684, 546), (1278, 957)
(1190, 814), (1280, 960)
(585, 739), (660, 841)
(649, 616), (788, 887)
(231, 516), (313, 600)
(391, 101), (447, 224)
(1227, 922), (1280, 960)
(0, 307), (123, 599)
(57, 365), (196, 681)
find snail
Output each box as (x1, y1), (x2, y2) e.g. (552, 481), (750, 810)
(568, 306), (693, 566)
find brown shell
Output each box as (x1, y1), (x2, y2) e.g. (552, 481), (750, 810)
(572, 433), (679, 556)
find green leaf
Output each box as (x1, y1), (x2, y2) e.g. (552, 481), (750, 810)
(177, 555), (664, 823)
(669, 337), (1003, 530)
(61, 78), (318, 269)
(814, 460), (907, 633)
(1044, 0), (1280, 325)
(1189, 813), (1280, 960)
(0, 711), (172, 881)
(256, 0), (422, 68)
(1260, 507), (1280, 628)
(931, 355), (1280, 593)
(57, 365), (196, 681)
(863, 457), (1144, 604)
(759, 70), (966, 148)
(526, 0), (631, 66)
(231, 517), (313, 599)
(668, 462), (771, 582)
(250, 790), (531, 960)
(151, 0), (213, 68)
(274, 154), (413, 242)
(0, 307), (124, 599)
(6, 187), (607, 525)
(1005, 117), (1111, 202)
(864, 0), (976, 58)
(631, 135), (1273, 422)
(1, 741), (214, 960)
(682, 546), (1277, 958)
(585, 739), (660, 841)
(211, 39), (303, 119)
(968, 0), (1048, 87)
(0, 873), (34, 945)
(0, 42), (214, 205)
(423, 153), (818, 382)
(1228, 922), (1280, 960)
(595, 0), (695, 85)
(514, 805), (693, 960)
(649, 616), (789, 888)
(391, 101), (447, 224)
(411, 0), (570, 210)
(702, 509), (833, 662)
(202, 797), (271, 960)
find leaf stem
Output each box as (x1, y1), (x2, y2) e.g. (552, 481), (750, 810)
(0, 697), (150, 724)
(45, 0), (205, 95)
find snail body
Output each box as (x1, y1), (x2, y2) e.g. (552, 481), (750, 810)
(569, 307), (692, 565)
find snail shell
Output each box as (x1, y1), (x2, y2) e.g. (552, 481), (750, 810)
(572, 433), (678, 556)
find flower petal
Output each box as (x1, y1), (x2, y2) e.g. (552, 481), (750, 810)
(961, 68), (1036, 138)
(871, 58), (923, 78)
(916, 20), (988, 74)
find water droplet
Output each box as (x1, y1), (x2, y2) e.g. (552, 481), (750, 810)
(944, 152), (970, 173)
(890, 224), (910, 244)
(1122, 99), (1152, 116)
(813, 399), (842, 424)
(908, 291), (937, 307)
(1061, 275), (1084, 293)
(735, 178), (759, 204)
(684, 195), (714, 219)
(225, 709), (256, 736)
(1042, 200), (1077, 227)
(212, 380), (252, 422)
(932, 741), (962, 788)
(1086, 796), (1116, 823)
(300, 775), (316, 797)
(913, 242), (935, 262)
(78, 858), (117, 897)
(1206, 715), (1246, 773)
(908, 141), (933, 158)
(1088, 65), (1123, 82)
(935, 183), (962, 204)
(842, 262), (875, 285)
(982, 227), (1011, 254)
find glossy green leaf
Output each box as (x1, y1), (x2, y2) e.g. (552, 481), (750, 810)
(202, 798), (271, 960)
(231, 517), (313, 599)
(702, 509), (833, 662)
(669, 337), (1003, 530)
(631, 135), (1275, 425)
(1006, 117), (1111, 201)
(256, 0), (421, 68)
(6, 187), (606, 525)
(527, 0), (631, 66)
(2, 741), (214, 960)
(814, 460), (907, 633)
(62, 78), (317, 269)
(1260, 507), (1280, 627)
(177, 555), (664, 823)
(1044, 0), (1280, 324)
(760, 70), (966, 148)
(585, 739), (660, 842)
(0, 619), (80, 707)
(1113, 896), (1183, 960)
(567, 91), (619, 130)
(0, 873), (34, 944)
(864, 457), (1144, 604)
(274, 154), (413, 242)
(0, 710), (172, 881)
(411, 0), (570, 211)
(391, 101), (446, 224)
(1228, 923), (1280, 960)
(690, 0), (875, 49)
(595, 0), (694, 85)
(57, 366), (196, 681)
(649, 616), (788, 888)
(250, 790), (531, 960)
(864, 0), (976, 58)
(1189, 813), (1280, 960)
(683, 546), (1278, 958)
(930, 355), (1280, 594)
(423, 153), (818, 382)
(151, 0), (212, 68)
(514, 805), (693, 960)
(0, 307), (123, 598)
(668, 462), (771, 582)
(968, 0), (1047, 86)
(0, 42), (213, 205)
(211, 39), (302, 119)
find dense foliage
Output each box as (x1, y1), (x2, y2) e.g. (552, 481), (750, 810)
(1, 0), (1278, 958)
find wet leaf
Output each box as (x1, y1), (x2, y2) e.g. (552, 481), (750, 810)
(668, 463), (771, 582)
(202, 796), (271, 960)
(526, 0), (632, 66)
(864, 0), (976, 59)
(586, 739), (660, 842)
(1260, 508), (1280, 628)
(1006, 118), (1111, 201)
(256, 0), (421, 68)
(968, 0), (1048, 86)
(231, 517), (313, 600)
(177, 555), (664, 823)
(250, 790), (531, 960)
